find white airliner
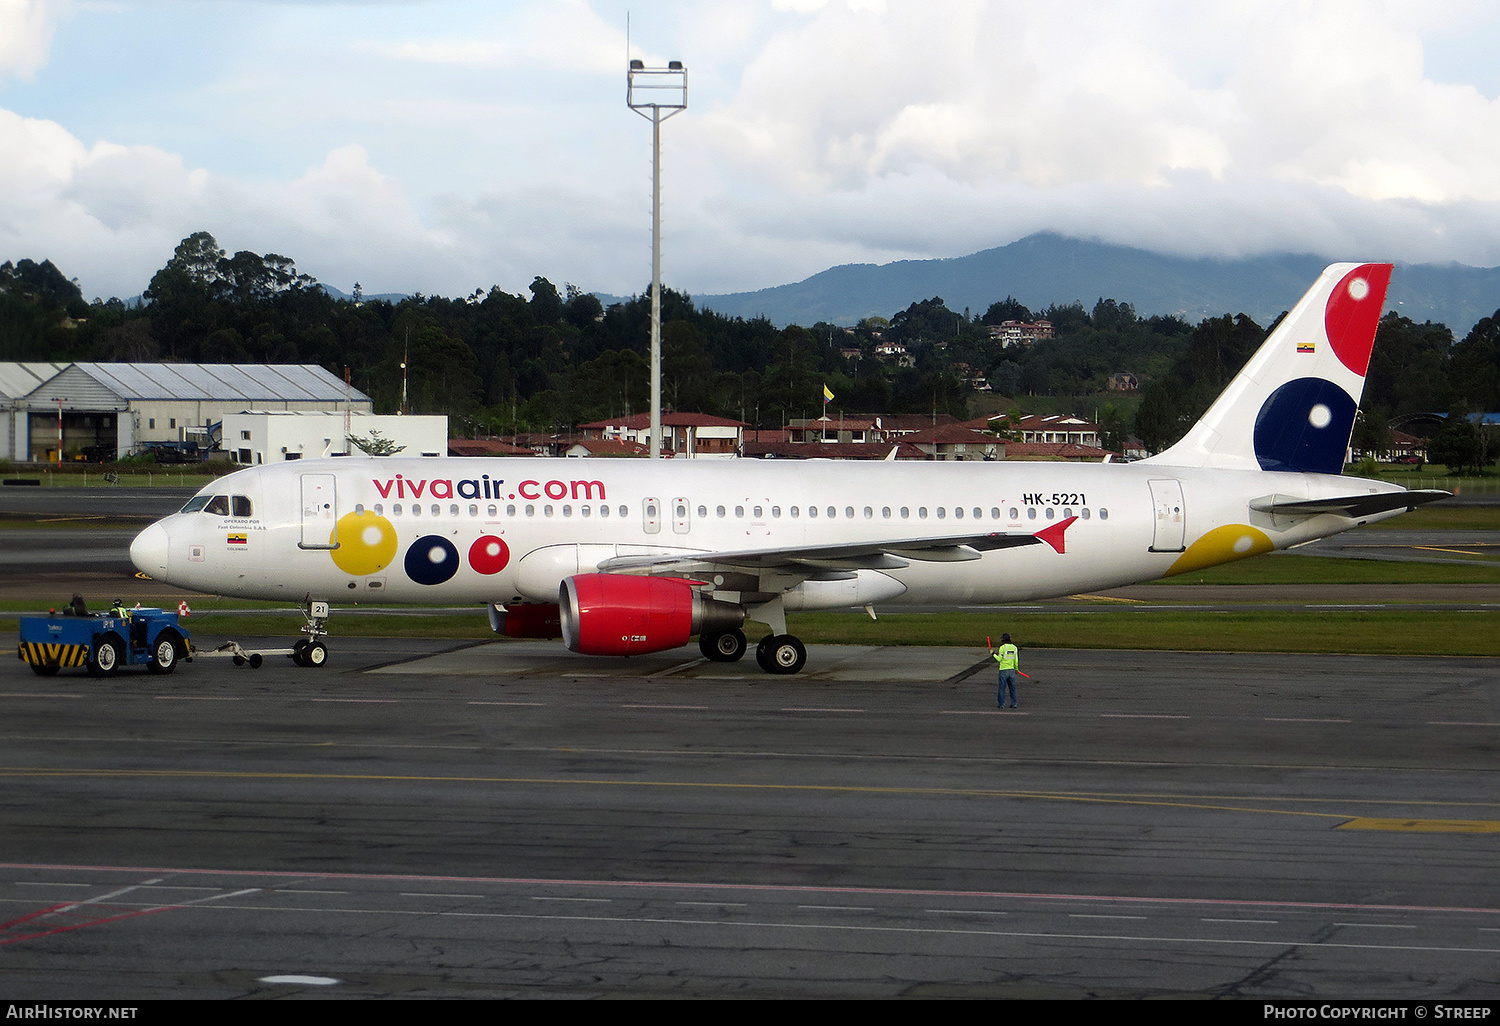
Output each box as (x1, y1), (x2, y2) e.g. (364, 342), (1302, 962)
(130, 263), (1445, 673)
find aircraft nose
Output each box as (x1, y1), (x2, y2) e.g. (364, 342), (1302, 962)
(130, 522), (171, 577)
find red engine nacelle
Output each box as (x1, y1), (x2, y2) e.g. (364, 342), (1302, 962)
(560, 574), (743, 657)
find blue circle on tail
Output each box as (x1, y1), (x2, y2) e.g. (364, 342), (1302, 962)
(1253, 377), (1357, 475)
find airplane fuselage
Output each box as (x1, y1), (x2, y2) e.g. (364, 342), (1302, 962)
(130, 455), (1407, 608)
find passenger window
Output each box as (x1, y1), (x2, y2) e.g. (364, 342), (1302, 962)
(544, 505), (554, 517)
(449, 504), (459, 517)
(598, 504), (608, 517)
(990, 507), (999, 519)
(375, 504), (384, 516)
(1027, 508), (1036, 519)
(1100, 508), (1109, 520)
(753, 506), (763, 518)
(1063, 507), (1072, 519)
(953, 507), (963, 519)
(937, 507), (946, 519)
(771, 506), (781, 518)
(882, 507), (892, 519)
(430, 504), (440, 517)
(1045, 507), (1055, 520)
(918, 507), (928, 519)
(790, 506), (800, 518)
(827, 506), (836, 519)
(618, 505), (628, 517)
(864, 507), (873, 519)
(355, 503), (366, 515)
(582, 505), (591, 517)
(808, 506), (818, 518)
(525, 504), (535, 517)
(394, 503), (403, 516)
(562, 505), (572, 517)
(735, 505), (744, 518)
(1009, 507), (1018, 519)
(845, 507), (854, 519)
(506, 504), (516, 517)
(412, 504), (422, 517)
(716, 506), (726, 518)
(1081, 508), (1091, 519)
(697, 505), (707, 518)
(900, 507), (910, 519)
(975, 508), (983, 520)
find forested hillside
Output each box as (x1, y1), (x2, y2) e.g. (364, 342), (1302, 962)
(3, 232), (1497, 457)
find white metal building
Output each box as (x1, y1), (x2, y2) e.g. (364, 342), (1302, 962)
(222, 411), (448, 464)
(6, 363), (373, 461)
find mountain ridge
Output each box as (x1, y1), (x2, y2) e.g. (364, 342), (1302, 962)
(687, 233), (1500, 334)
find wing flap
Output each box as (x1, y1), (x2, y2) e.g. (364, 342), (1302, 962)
(596, 531), (1044, 575)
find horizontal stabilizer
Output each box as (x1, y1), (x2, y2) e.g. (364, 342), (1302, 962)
(1249, 489), (1450, 519)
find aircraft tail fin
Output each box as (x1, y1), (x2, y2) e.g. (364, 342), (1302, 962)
(1145, 262), (1392, 474)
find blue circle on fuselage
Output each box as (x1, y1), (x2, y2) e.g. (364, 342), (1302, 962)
(404, 535), (460, 585)
(1252, 377), (1357, 475)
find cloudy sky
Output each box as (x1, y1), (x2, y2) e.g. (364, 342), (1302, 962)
(4, 0), (1500, 302)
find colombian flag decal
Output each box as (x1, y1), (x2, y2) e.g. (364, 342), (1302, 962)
(227, 533), (248, 545)
(1297, 342), (1316, 353)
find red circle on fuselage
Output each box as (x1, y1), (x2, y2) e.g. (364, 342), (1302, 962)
(469, 536), (510, 575)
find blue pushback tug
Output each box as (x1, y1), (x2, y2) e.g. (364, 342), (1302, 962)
(17, 606), (190, 677)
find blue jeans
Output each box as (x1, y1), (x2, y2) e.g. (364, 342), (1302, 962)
(997, 670), (1018, 708)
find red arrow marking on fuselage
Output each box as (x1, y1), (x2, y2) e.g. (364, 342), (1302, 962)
(1034, 515), (1078, 554)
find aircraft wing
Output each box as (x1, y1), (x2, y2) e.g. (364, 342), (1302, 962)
(596, 520), (1075, 576)
(595, 533), (1039, 575)
(1250, 489), (1450, 519)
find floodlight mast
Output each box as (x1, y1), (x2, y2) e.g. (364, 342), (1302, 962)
(627, 57), (687, 459)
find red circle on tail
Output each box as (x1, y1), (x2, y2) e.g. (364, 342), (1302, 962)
(1324, 263), (1391, 377)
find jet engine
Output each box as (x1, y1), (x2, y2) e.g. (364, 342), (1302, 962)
(560, 574), (744, 657)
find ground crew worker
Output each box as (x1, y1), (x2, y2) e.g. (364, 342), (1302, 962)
(991, 632), (1020, 709)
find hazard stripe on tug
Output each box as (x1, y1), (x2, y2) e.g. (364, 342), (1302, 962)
(17, 642), (90, 668)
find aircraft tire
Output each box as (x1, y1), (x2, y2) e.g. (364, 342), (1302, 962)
(291, 639), (309, 666)
(700, 629), (747, 662)
(756, 634), (806, 675)
(755, 634), (775, 664)
(304, 641), (329, 668)
(147, 630), (182, 674)
(89, 634), (124, 677)
(249, 653), (263, 669)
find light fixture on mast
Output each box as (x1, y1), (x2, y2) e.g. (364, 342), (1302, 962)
(626, 55), (686, 459)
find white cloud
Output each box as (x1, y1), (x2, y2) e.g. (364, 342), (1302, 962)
(0, 0), (62, 82)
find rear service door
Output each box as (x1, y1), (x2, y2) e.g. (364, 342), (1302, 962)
(1147, 478), (1186, 552)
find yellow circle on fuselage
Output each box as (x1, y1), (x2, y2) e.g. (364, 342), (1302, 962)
(329, 511), (398, 576)
(1165, 523), (1274, 577)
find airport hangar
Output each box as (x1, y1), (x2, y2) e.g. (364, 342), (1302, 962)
(0, 362), (375, 463)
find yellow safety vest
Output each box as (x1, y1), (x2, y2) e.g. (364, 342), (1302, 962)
(992, 644), (1018, 670)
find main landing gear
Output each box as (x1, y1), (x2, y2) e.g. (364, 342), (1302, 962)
(754, 633), (806, 675)
(697, 627), (806, 674)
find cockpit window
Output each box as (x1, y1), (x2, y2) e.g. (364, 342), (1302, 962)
(203, 495), (230, 516)
(232, 495), (253, 517)
(180, 495), (210, 513)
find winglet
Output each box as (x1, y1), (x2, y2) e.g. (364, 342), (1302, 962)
(1034, 515), (1077, 554)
